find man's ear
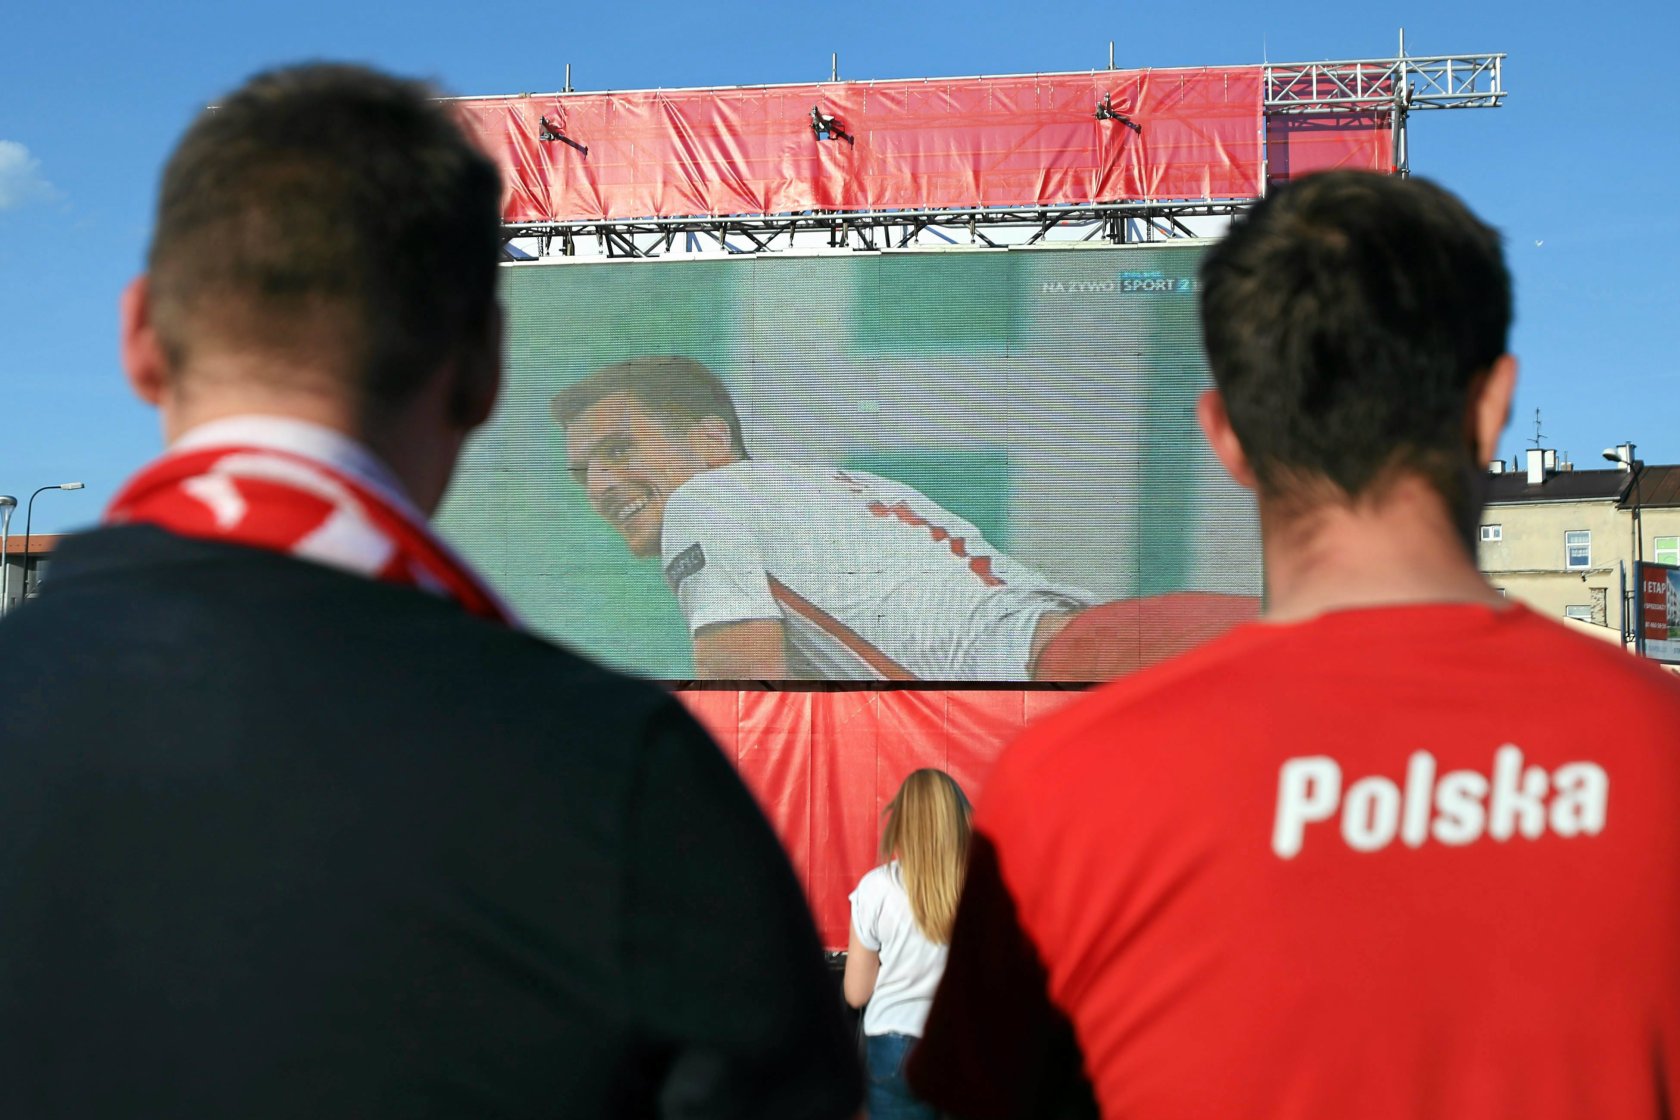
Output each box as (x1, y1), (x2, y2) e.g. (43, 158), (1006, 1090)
(689, 417), (739, 469)
(1197, 388), (1259, 492)
(449, 303), (503, 430)
(120, 276), (170, 408)
(1469, 354), (1516, 467)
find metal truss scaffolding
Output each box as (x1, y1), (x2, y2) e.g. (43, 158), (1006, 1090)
(1264, 53), (1505, 113)
(502, 199), (1253, 260)
(502, 48), (1505, 260)
(1265, 47), (1504, 177)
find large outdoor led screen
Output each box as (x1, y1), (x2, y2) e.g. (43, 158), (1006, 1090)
(437, 243), (1263, 682)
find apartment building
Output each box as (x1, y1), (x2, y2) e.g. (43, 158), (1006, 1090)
(1478, 446), (1680, 647)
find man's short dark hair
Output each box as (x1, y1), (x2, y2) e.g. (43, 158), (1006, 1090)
(147, 63), (503, 414)
(552, 356), (748, 456)
(1198, 171), (1511, 505)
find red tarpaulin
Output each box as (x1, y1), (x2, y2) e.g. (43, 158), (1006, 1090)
(455, 68), (1265, 223)
(675, 688), (1080, 949)
(1265, 111), (1394, 182)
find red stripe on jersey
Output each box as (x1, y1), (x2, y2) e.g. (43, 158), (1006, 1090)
(768, 576), (919, 681)
(865, 500), (1008, 587)
(968, 555), (1004, 587)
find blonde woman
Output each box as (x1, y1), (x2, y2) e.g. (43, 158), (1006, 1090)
(844, 769), (972, 1120)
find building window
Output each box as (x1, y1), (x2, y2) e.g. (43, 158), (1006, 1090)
(1657, 536), (1679, 567)
(1565, 530), (1591, 570)
(1480, 524), (1503, 542)
(1564, 605), (1595, 622)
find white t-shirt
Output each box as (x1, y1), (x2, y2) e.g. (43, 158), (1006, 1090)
(660, 461), (1086, 680)
(850, 862), (948, 1038)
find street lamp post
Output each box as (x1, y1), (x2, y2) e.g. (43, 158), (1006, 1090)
(0, 495), (15, 616)
(1603, 445), (1645, 651)
(22, 482), (86, 601)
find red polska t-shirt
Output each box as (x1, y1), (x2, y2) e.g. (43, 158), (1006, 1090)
(912, 602), (1680, 1119)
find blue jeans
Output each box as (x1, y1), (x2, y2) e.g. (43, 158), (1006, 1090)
(865, 1032), (938, 1120)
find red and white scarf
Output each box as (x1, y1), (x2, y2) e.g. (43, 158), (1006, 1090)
(106, 416), (516, 627)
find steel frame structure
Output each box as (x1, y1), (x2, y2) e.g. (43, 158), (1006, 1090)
(1265, 48), (1504, 177)
(1264, 52), (1504, 113)
(501, 48), (1505, 260)
(502, 199), (1251, 260)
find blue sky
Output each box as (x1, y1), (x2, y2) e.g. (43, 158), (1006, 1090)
(2, 0), (1676, 533)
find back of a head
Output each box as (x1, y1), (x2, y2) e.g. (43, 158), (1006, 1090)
(880, 769), (972, 944)
(551, 355), (748, 457)
(146, 63), (503, 417)
(1198, 172), (1511, 513)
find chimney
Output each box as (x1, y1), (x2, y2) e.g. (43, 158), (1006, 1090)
(1487, 459), (1506, 474)
(1526, 448), (1546, 485)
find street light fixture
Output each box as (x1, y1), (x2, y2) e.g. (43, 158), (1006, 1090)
(1602, 444), (1644, 561)
(21, 482), (85, 601)
(0, 495), (15, 616)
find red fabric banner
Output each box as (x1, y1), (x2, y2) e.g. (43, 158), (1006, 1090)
(454, 68), (1263, 223)
(1265, 111), (1394, 183)
(675, 688), (1080, 948)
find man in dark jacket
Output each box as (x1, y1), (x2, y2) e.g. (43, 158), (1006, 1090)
(0, 63), (860, 1120)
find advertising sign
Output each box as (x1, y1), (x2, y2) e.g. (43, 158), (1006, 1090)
(1639, 561), (1680, 663)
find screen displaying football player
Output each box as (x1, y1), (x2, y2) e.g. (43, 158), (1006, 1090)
(556, 356), (1257, 682)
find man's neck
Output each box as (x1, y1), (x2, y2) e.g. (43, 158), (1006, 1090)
(1259, 475), (1503, 624)
(156, 376), (461, 516)
(170, 415), (419, 516)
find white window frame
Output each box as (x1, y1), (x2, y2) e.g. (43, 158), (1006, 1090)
(1479, 524), (1502, 542)
(1565, 530), (1591, 571)
(1564, 604), (1595, 622)
(1656, 536), (1679, 567)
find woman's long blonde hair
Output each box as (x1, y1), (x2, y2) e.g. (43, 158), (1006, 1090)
(880, 769), (972, 945)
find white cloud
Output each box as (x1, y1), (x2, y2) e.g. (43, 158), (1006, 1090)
(0, 140), (56, 211)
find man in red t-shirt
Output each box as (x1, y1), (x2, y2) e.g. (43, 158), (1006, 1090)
(908, 171), (1680, 1119)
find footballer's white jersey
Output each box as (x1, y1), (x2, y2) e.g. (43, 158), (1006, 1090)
(659, 461), (1086, 680)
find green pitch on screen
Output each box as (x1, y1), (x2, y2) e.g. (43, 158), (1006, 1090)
(846, 449), (1013, 550)
(438, 259), (745, 677)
